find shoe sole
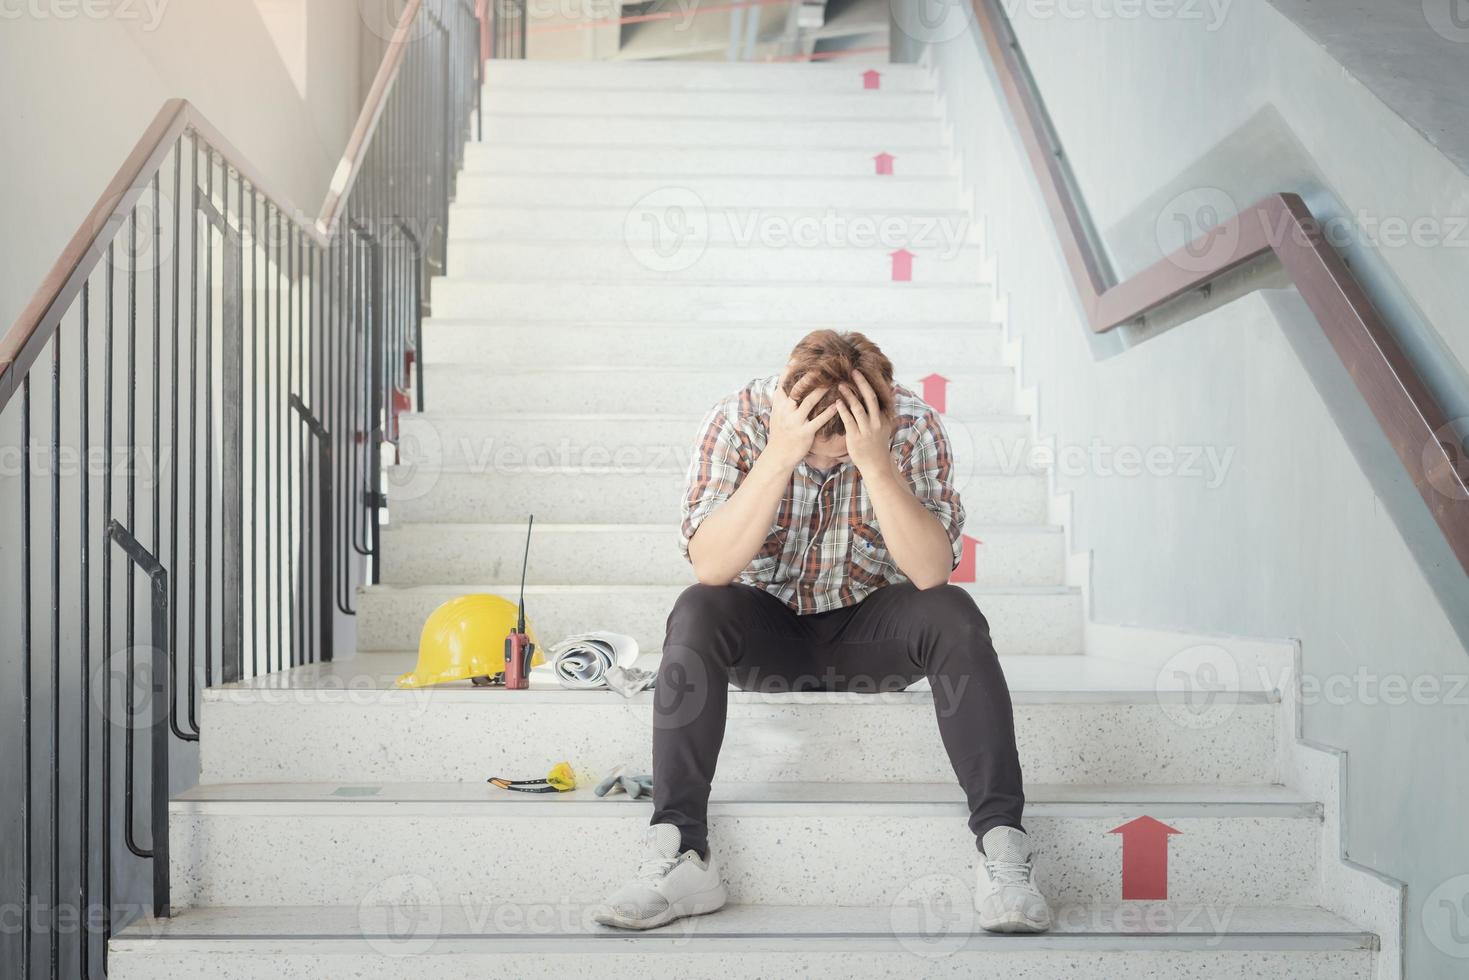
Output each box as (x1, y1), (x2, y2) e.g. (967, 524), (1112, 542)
(594, 882), (729, 931)
(976, 912), (1052, 934)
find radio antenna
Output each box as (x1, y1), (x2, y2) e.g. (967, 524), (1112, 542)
(516, 515), (534, 634)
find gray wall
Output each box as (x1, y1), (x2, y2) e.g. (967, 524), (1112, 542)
(916, 1), (1469, 975)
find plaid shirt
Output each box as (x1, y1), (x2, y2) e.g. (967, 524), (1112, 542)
(679, 375), (966, 614)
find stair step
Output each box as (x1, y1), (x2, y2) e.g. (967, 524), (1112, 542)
(481, 89), (941, 120)
(483, 60), (935, 92)
(396, 411), (1033, 472)
(427, 279), (991, 323)
(454, 174), (962, 212)
(110, 903), (1374, 980)
(461, 143), (957, 177)
(417, 321), (1005, 369)
(356, 583), (1083, 657)
(199, 656), (1279, 785)
(167, 782), (1320, 910)
(417, 367), (1011, 416)
(445, 204), (975, 245)
(445, 241), (983, 283)
(477, 113), (946, 148)
(377, 523), (1064, 588)
(384, 467), (1049, 525)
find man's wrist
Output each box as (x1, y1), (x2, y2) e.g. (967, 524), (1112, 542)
(750, 450), (799, 485)
(859, 456), (907, 496)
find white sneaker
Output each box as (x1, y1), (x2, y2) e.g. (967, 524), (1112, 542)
(594, 823), (728, 930)
(975, 826), (1053, 933)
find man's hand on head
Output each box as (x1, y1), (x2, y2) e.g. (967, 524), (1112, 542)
(763, 372), (839, 473)
(836, 371), (898, 477)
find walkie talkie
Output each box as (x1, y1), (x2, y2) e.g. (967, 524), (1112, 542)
(503, 515), (535, 690)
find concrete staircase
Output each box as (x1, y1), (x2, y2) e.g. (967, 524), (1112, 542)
(110, 59), (1380, 978)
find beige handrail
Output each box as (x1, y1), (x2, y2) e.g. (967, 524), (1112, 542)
(969, 0), (1469, 576)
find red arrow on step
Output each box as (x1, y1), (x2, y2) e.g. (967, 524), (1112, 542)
(950, 534), (982, 583)
(890, 248), (914, 282)
(874, 152), (895, 175)
(919, 372), (948, 412)
(862, 69), (881, 90)
(1110, 816), (1182, 900)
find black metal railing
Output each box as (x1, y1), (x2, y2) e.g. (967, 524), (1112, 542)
(490, 0), (528, 59)
(0, 0), (484, 976)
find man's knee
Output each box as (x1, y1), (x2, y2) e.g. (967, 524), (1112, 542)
(910, 584), (997, 661)
(662, 583), (750, 676)
(911, 583), (988, 628)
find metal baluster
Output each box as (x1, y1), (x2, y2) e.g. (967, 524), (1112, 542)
(124, 206), (148, 862)
(263, 206), (274, 674)
(124, 205), (143, 858)
(20, 373), (31, 980)
(250, 188), (259, 679)
(49, 277), (62, 980)
(221, 169), (245, 685)
(203, 149), (214, 692)
(275, 208), (284, 672)
(185, 139), (201, 735)
(336, 234), (354, 616)
(99, 245), (114, 975)
(167, 140), (193, 742)
(78, 280), (91, 979)
(286, 229), (297, 667)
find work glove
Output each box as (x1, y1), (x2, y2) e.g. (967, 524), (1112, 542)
(594, 764), (654, 800)
(604, 665), (657, 698)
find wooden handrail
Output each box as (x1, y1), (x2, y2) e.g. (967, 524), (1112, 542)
(0, 0), (434, 410)
(970, 0), (1469, 577)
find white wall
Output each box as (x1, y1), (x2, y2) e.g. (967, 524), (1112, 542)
(0, 0), (364, 332)
(918, 3), (1469, 976)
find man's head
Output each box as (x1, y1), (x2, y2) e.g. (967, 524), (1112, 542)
(780, 330), (895, 468)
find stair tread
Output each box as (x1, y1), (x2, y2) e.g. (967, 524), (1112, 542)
(420, 317), (1001, 327)
(384, 463), (1039, 475)
(432, 278), (989, 289)
(399, 410), (1026, 422)
(173, 780), (1318, 814)
(377, 521), (1061, 533)
(480, 110), (941, 123)
(449, 204), (972, 217)
(417, 365), (1008, 376)
(480, 87), (934, 99)
(360, 582), (1080, 594)
(114, 902), (1374, 951)
(205, 653), (1280, 702)
(459, 171), (957, 181)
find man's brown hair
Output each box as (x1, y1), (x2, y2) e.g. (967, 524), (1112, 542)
(781, 329), (895, 438)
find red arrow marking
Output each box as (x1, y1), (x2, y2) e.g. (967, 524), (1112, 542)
(918, 372), (948, 412)
(873, 152), (895, 175)
(1110, 816), (1182, 900)
(862, 69), (881, 90)
(890, 248), (914, 282)
(950, 534), (982, 583)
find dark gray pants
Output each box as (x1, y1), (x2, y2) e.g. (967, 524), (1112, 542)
(650, 581), (1026, 858)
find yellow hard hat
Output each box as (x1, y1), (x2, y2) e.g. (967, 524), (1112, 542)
(396, 594), (543, 689)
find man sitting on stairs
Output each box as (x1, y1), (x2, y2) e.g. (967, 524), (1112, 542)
(594, 329), (1052, 934)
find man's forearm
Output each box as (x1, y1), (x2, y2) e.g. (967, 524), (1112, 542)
(863, 460), (954, 589)
(686, 454), (792, 585)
